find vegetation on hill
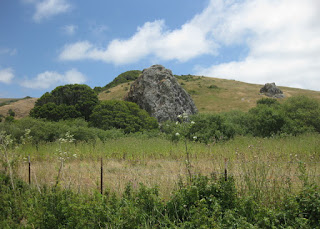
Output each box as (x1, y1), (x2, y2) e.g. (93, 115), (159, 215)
(162, 96), (320, 143)
(30, 84), (99, 121)
(89, 100), (158, 133)
(99, 74), (320, 114)
(0, 97), (37, 120)
(1, 71), (320, 228)
(94, 70), (141, 93)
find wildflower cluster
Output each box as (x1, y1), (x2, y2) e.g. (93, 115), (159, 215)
(172, 113), (197, 142)
(56, 132), (77, 162)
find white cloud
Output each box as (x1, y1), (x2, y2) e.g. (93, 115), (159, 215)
(59, 18), (217, 65)
(21, 69), (87, 89)
(0, 68), (14, 84)
(59, 0), (320, 90)
(62, 24), (77, 36)
(196, 0), (320, 90)
(28, 0), (71, 22)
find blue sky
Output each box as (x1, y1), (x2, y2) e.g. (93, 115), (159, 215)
(1, 0), (319, 98)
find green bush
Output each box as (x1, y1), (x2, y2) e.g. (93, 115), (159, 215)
(189, 114), (236, 143)
(281, 96), (320, 134)
(248, 104), (286, 137)
(0, 172), (319, 228)
(30, 84), (98, 121)
(0, 117), (126, 143)
(95, 70), (141, 93)
(90, 100), (158, 133)
(161, 113), (236, 144)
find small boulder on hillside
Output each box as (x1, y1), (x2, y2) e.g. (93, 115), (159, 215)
(125, 65), (198, 122)
(260, 83), (284, 98)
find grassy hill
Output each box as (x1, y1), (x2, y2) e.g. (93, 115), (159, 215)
(1, 74), (320, 119)
(0, 97), (37, 119)
(99, 74), (320, 113)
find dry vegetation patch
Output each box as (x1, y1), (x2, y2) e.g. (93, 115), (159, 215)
(0, 97), (37, 119)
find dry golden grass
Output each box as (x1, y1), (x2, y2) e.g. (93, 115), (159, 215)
(0, 75), (319, 119)
(98, 82), (132, 101)
(99, 75), (320, 113)
(16, 156), (319, 199)
(14, 134), (320, 198)
(0, 98), (37, 119)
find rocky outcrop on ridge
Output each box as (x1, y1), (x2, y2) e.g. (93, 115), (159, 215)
(260, 83), (285, 98)
(125, 65), (198, 122)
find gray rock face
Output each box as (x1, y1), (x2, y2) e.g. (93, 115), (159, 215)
(125, 65), (198, 122)
(260, 83), (284, 98)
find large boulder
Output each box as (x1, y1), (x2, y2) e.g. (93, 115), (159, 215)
(260, 83), (284, 98)
(125, 65), (198, 122)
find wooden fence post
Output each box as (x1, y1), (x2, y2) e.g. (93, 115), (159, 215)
(100, 157), (103, 194)
(28, 155), (31, 185)
(224, 158), (228, 181)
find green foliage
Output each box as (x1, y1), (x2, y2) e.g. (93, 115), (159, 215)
(282, 96), (320, 134)
(0, 171), (319, 228)
(30, 103), (81, 122)
(248, 104), (286, 137)
(190, 114), (236, 143)
(161, 96), (320, 140)
(30, 84), (98, 121)
(4, 116), (15, 123)
(256, 97), (280, 106)
(7, 109), (15, 117)
(162, 113), (236, 144)
(90, 100), (158, 133)
(221, 110), (251, 136)
(95, 70), (141, 93)
(207, 84), (219, 90)
(0, 117), (125, 143)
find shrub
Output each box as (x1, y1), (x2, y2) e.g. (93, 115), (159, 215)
(96, 70), (141, 93)
(256, 97), (280, 106)
(248, 104), (286, 137)
(30, 84), (98, 121)
(281, 96), (320, 134)
(189, 114), (236, 143)
(90, 100), (158, 133)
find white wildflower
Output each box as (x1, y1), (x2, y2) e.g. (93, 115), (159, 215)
(175, 132), (180, 136)
(193, 136), (197, 140)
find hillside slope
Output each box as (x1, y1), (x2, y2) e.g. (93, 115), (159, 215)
(1, 75), (320, 119)
(99, 75), (320, 113)
(0, 98), (38, 119)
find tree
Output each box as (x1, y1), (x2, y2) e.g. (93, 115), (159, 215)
(30, 84), (98, 121)
(248, 104), (286, 137)
(281, 96), (320, 134)
(89, 100), (158, 133)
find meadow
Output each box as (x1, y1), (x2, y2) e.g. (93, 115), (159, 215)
(13, 133), (320, 202)
(1, 132), (319, 227)
(1, 75), (320, 227)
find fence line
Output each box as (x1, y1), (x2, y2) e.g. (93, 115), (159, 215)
(21, 156), (320, 195)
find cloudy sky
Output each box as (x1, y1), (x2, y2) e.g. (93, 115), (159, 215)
(1, 0), (319, 98)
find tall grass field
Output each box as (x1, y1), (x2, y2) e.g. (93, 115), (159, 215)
(1, 133), (320, 228)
